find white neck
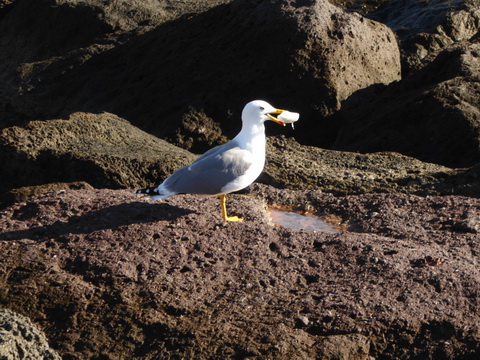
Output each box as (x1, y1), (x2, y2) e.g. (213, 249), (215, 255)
(235, 122), (266, 150)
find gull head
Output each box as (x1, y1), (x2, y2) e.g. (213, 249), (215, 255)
(242, 100), (287, 126)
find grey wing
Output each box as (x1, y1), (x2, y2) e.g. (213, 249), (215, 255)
(190, 140), (236, 165)
(162, 141), (252, 195)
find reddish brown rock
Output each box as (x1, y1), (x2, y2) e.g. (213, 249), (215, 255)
(0, 187), (479, 358)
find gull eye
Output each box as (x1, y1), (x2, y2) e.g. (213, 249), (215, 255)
(260, 106), (265, 111)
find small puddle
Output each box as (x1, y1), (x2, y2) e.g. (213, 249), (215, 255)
(268, 206), (343, 233)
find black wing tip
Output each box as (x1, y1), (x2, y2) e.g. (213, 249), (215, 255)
(135, 187), (160, 195)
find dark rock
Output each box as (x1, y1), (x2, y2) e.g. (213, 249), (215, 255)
(334, 43), (480, 168)
(315, 0), (480, 169)
(0, 308), (61, 359)
(0, 181), (93, 208)
(0, 112), (196, 192)
(2, 115), (479, 205)
(0, 0), (231, 65)
(264, 136), (479, 196)
(369, 0), (480, 74)
(0, 0), (400, 150)
(173, 107), (228, 154)
(329, 0), (390, 15)
(0, 0), (231, 129)
(452, 216), (480, 233)
(295, 315), (310, 328)
(314, 334), (371, 360)
(3, 113), (479, 206)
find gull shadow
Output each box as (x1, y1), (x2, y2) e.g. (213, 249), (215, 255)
(0, 202), (195, 241)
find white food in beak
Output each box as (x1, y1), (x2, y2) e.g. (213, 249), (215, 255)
(278, 111), (300, 123)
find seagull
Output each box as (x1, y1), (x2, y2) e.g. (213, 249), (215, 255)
(136, 100), (294, 221)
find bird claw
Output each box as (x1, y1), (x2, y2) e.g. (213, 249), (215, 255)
(224, 215), (243, 222)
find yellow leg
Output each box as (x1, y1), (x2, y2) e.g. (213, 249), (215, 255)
(220, 194), (243, 222)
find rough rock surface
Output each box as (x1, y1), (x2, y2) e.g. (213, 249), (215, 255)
(369, 0), (480, 74)
(0, 187), (479, 359)
(3, 111), (478, 208)
(329, 0), (389, 14)
(0, 308), (61, 360)
(0, 112), (196, 195)
(264, 136), (480, 196)
(0, 0), (231, 131)
(326, 0), (480, 169)
(0, 0), (400, 150)
(0, 181), (94, 209)
(0, 1), (479, 358)
(0, 0), (231, 67)
(334, 42), (480, 168)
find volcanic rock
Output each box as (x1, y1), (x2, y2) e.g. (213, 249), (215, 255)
(369, 0), (480, 74)
(329, 0), (389, 14)
(3, 110), (477, 208)
(0, 187), (479, 358)
(0, 112), (196, 196)
(264, 136), (480, 196)
(0, 308), (61, 360)
(0, 181), (94, 209)
(0, 0), (231, 66)
(0, 0), (231, 128)
(0, 0), (400, 150)
(334, 42), (480, 168)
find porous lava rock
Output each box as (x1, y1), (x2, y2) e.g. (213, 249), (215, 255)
(0, 181), (94, 209)
(334, 43), (480, 168)
(0, 112), (196, 195)
(0, 0), (232, 128)
(369, 0), (480, 74)
(0, 0), (400, 150)
(0, 0), (231, 67)
(3, 111), (478, 209)
(0, 308), (61, 359)
(0, 187), (479, 358)
(264, 136), (480, 196)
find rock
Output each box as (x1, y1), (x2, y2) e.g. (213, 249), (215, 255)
(2, 115), (478, 204)
(0, 1), (15, 9)
(0, 308), (61, 360)
(173, 107), (228, 154)
(0, 0), (231, 129)
(452, 216), (480, 233)
(0, 0), (231, 65)
(0, 187), (479, 358)
(315, 334), (371, 360)
(0, 0), (400, 151)
(0, 181), (93, 208)
(329, 0), (389, 15)
(295, 315), (310, 328)
(369, 0), (480, 74)
(334, 43), (480, 168)
(263, 136), (478, 196)
(326, 0), (480, 168)
(0, 112), (196, 193)
(2, 116), (478, 204)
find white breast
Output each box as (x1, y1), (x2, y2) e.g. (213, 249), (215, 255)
(220, 133), (266, 194)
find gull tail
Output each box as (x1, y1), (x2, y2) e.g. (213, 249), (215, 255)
(135, 185), (171, 200)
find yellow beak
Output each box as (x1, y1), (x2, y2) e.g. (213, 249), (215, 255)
(266, 109), (286, 126)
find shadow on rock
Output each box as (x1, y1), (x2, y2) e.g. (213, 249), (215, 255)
(0, 201), (195, 241)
